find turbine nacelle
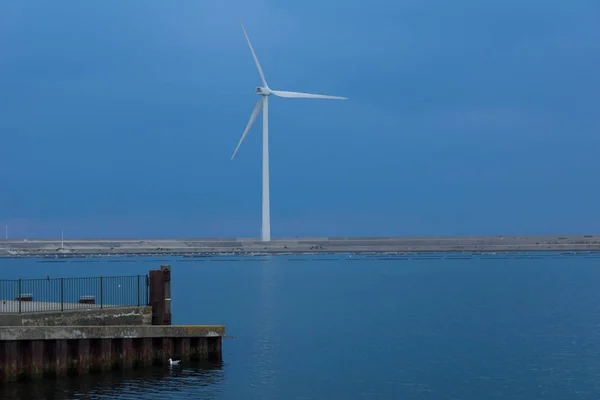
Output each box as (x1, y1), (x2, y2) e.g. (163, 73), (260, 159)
(256, 86), (272, 96)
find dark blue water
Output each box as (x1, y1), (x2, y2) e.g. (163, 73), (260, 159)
(2, 253), (600, 399)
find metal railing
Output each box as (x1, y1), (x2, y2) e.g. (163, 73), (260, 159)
(0, 275), (149, 314)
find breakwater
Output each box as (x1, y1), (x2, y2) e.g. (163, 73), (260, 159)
(1, 235), (599, 258)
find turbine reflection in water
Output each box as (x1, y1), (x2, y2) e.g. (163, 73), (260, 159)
(0, 361), (225, 400)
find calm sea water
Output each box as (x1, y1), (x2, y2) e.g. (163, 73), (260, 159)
(1, 253), (600, 399)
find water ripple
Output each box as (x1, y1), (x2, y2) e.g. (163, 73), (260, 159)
(0, 362), (225, 400)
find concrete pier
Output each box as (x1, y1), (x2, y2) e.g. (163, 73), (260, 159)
(0, 265), (226, 382)
(0, 325), (224, 382)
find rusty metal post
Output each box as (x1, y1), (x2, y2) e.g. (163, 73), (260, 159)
(149, 265), (171, 325)
(149, 269), (164, 325)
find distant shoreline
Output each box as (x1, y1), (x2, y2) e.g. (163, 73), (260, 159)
(1, 235), (599, 258)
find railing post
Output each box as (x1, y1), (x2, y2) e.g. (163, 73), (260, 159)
(60, 278), (64, 311)
(137, 275), (141, 307)
(100, 276), (103, 309)
(17, 279), (22, 314)
(146, 275), (150, 306)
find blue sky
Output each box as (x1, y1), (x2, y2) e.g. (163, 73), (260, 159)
(0, 0), (599, 238)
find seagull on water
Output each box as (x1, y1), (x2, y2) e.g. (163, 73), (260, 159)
(168, 358), (181, 366)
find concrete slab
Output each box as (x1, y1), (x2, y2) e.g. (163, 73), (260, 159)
(0, 306), (152, 327)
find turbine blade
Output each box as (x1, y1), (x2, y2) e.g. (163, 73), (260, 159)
(231, 98), (264, 161)
(271, 90), (347, 100)
(240, 23), (268, 87)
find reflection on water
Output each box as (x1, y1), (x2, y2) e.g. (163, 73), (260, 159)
(0, 361), (225, 400)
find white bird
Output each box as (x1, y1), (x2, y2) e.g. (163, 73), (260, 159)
(231, 22), (347, 242)
(168, 358), (181, 366)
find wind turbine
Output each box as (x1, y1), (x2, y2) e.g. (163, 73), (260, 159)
(231, 23), (346, 242)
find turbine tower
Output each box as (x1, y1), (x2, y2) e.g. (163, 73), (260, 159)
(231, 23), (346, 242)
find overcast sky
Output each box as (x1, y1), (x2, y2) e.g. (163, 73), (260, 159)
(0, 0), (599, 238)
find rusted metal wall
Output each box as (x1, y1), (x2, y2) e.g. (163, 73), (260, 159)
(0, 336), (221, 382)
